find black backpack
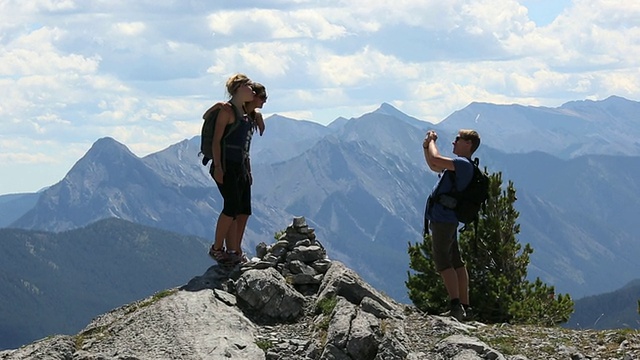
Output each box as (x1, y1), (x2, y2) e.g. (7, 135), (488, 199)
(200, 102), (241, 167)
(438, 157), (489, 224)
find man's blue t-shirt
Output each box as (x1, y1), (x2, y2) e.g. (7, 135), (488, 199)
(426, 157), (474, 224)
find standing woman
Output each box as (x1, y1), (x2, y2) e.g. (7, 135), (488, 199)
(207, 73), (255, 264)
(233, 82), (268, 258)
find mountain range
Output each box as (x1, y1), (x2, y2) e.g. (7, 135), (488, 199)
(2, 95), (640, 348)
(0, 218), (211, 350)
(566, 279), (640, 330)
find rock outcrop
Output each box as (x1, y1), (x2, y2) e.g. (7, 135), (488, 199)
(2, 217), (639, 360)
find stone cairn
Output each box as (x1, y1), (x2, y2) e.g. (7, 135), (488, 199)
(243, 216), (332, 296)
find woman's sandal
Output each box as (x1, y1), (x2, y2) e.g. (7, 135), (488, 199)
(208, 246), (229, 263)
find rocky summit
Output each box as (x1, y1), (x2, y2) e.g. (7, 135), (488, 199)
(2, 217), (639, 360)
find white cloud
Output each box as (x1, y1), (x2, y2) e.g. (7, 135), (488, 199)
(207, 9), (348, 40)
(462, 0), (534, 35)
(207, 41), (309, 79)
(543, 0), (640, 67)
(331, 0), (461, 30)
(112, 22), (146, 36)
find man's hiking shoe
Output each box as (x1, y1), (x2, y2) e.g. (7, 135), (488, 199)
(208, 246), (229, 263)
(462, 306), (474, 321)
(441, 303), (466, 322)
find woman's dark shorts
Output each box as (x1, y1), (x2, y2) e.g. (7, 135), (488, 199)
(211, 161), (251, 218)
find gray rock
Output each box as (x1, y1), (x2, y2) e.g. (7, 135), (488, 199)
(289, 259), (318, 275)
(264, 253), (282, 264)
(250, 260), (276, 270)
(0, 336), (75, 360)
(294, 238), (312, 247)
(236, 267), (305, 321)
(318, 262), (397, 312)
(255, 241), (268, 259)
(179, 264), (232, 292)
(286, 245), (326, 263)
(214, 288), (237, 306)
(434, 335), (506, 360)
(311, 258), (333, 274)
(271, 239), (289, 252)
(320, 343), (351, 360)
(284, 230), (311, 242)
(292, 216), (307, 228)
(361, 296), (391, 319)
(61, 289), (262, 360)
(326, 297), (356, 348)
(346, 310), (379, 360)
(290, 273), (322, 285)
(375, 334), (409, 360)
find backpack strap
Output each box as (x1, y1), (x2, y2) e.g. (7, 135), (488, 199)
(459, 157), (482, 236)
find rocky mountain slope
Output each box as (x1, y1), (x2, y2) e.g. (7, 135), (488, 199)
(2, 217), (639, 360)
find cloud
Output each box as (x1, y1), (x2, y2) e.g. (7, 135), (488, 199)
(312, 46), (420, 87)
(207, 8), (349, 41)
(112, 22), (146, 36)
(543, 0), (640, 67)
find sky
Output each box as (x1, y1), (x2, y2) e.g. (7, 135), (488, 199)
(1, 0), (639, 195)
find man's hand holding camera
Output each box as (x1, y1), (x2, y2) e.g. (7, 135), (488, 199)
(423, 130), (438, 149)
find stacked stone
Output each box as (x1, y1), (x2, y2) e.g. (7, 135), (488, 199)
(245, 216), (332, 294)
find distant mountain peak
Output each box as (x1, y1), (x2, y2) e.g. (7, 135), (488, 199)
(369, 103), (430, 127)
(267, 114), (301, 122)
(89, 137), (133, 154)
(373, 102), (411, 119)
(63, 136), (146, 189)
(560, 95), (637, 109)
(328, 116), (349, 129)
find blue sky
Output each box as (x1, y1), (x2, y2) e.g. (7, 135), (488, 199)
(1, 0), (638, 195)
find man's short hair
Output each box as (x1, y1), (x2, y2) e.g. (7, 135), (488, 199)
(459, 129), (481, 153)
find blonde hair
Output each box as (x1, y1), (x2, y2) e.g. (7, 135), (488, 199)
(459, 129), (481, 153)
(225, 73), (251, 97)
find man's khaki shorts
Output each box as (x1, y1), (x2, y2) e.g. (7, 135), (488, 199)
(430, 221), (465, 271)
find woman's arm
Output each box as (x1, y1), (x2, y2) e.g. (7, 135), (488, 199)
(211, 105), (234, 183)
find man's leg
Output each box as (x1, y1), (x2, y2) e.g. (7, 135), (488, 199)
(452, 240), (470, 311)
(456, 266), (469, 305)
(439, 267), (460, 300)
(431, 221), (466, 321)
(431, 221), (460, 301)
(456, 265), (473, 320)
(439, 267), (469, 306)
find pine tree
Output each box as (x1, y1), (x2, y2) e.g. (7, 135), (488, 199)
(407, 170), (574, 325)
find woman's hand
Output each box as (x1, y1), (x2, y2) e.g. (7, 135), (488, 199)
(213, 167), (224, 184)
